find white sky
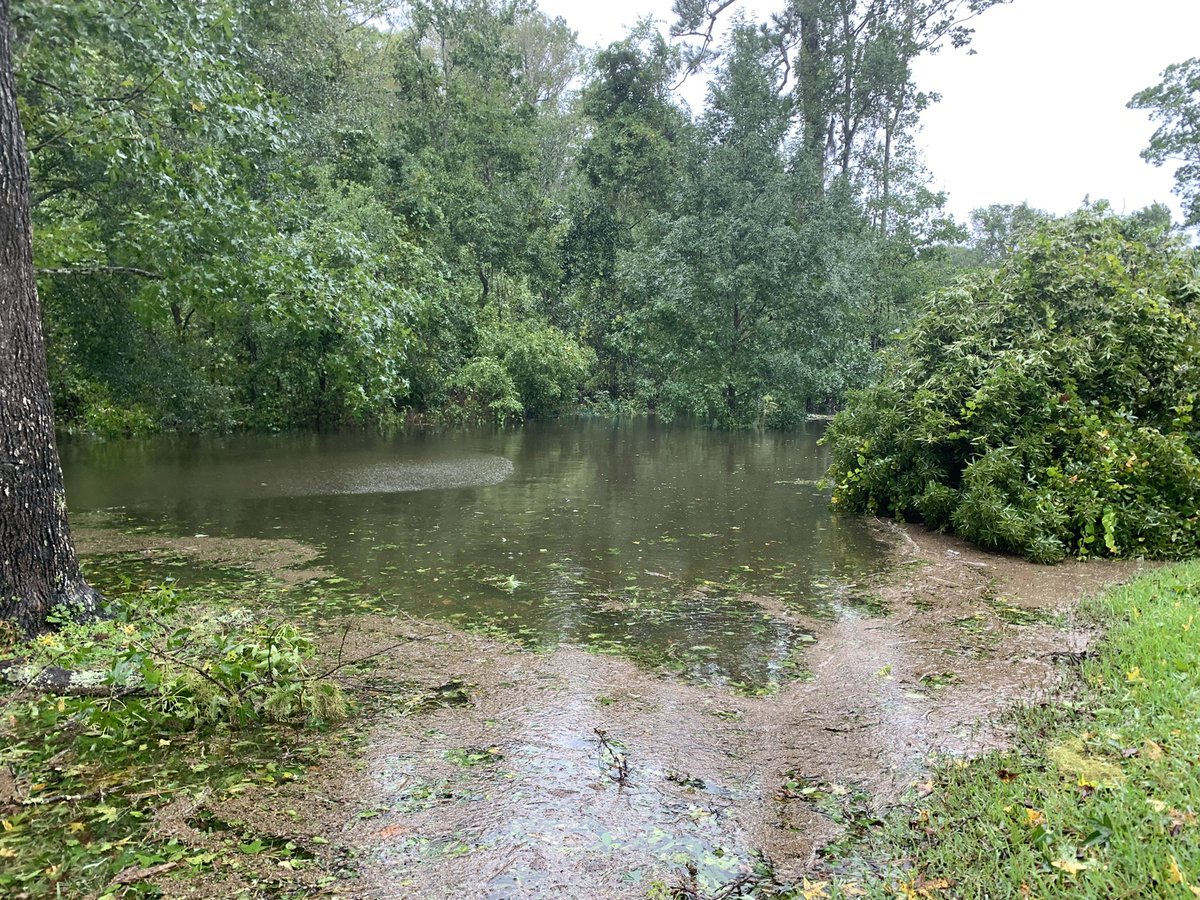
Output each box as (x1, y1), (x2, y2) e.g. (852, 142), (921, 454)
(538, 0), (1200, 225)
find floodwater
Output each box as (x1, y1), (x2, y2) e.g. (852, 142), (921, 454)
(55, 421), (1147, 898)
(60, 419), (887, 691)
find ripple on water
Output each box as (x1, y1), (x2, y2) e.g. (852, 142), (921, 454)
(274, 456), (515, 497)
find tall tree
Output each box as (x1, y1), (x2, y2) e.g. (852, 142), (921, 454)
(1130, 57), (1200, 227)
(674, 0), (1009, 201)
(565, 27), (689, 396)
(631, 23), (801, 423)
(0, 0), (99, 634)
(968, 201), (1050, 264)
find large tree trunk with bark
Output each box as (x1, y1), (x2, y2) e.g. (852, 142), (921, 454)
(0, 0), (99, 634)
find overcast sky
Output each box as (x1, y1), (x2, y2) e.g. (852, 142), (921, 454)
(537, 0), (1200, 225)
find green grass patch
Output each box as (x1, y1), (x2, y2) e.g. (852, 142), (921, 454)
(836, 561), (1200, 898)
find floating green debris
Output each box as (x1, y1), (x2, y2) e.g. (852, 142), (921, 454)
(989, 597), (1051, 626)
(443, 747), (504, 767)
(919, 671), (960, 690)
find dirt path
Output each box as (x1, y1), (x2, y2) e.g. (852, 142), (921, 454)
(156, 524), (1149, 899)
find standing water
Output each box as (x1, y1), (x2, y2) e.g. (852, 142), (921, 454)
(60, 419), (887, 691)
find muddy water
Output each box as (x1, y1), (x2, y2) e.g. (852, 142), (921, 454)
(59, 424), (1153, 898)
(60, 420), (886, 689)
(183, 528), (1146, 900)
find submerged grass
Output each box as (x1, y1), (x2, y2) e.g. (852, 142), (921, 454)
(832, 561), (1200, 898)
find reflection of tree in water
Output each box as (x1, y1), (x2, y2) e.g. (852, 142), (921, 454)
(61, 420), (887, 689)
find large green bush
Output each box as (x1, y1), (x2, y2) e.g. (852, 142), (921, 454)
(443, 313), (596, 423)
(826, 210), (1200, 562)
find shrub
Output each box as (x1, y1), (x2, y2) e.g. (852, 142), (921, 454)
(445, 356), (525, 424)
(761, 392), (808, 430)
(444, 317), (596, 423)
(500, 323), (595, 419)
(826, 209), (1200, 561)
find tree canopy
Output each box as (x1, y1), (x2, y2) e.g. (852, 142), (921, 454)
(1131, 57), (1200, 227)
(13, 0), (992, 433)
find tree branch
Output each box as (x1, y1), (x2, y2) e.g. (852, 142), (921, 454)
(36, 265), (164, 280)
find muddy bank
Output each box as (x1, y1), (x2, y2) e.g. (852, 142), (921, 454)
(73, 519), (331, 586)
(165, 522), (1146, 899)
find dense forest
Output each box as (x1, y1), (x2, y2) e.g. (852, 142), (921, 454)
(18, 0), (1021, 433)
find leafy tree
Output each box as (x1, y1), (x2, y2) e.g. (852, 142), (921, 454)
(625, 23), (804, 425)
(20, 0), (285, 305)
(968, 202), (1052, 265)
(20, 0), (292, 429)
(565, 26), (690, 397)
(21, 0), (445, 431)
(387, 0), (577, 300)
(676, 1), (1010, 198)
(1123, 200), (1175, 244)
(826, 209), (1200, 562)
(1130, 57), (1200, 227)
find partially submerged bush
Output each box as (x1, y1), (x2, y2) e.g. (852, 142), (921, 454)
(444, 315), (596, 423)
(501, 323), (596, 419)
(826, 210), (1200, 562)
(446, 356), (525, 424)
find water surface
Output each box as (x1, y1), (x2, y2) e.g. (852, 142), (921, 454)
(61, 419), (887, 689)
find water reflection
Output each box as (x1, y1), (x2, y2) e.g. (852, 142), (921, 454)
(60, 419), (887, 688)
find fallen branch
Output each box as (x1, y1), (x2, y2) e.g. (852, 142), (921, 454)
(1, 614), (416, 704)
(111, 860), (181, 886)
(594, 727), (630, 786)
(0, 658), (144, 698)
(672, 862), (763, 900)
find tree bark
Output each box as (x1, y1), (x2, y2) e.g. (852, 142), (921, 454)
(797, 3), (827, 197)
(0, 0), (100, 634)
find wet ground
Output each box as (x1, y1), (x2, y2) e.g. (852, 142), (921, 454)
(58, 424), (1150, 897)
(131, 521), (1145, 900)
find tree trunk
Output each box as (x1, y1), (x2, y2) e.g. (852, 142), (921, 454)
(798, 4), (827, 198)
(0, 0), (100, 634)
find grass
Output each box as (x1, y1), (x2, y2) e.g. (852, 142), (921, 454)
(831, 561), (1200, 899)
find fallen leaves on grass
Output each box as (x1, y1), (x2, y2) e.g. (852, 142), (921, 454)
(1049, 857), (1092, 876)
(895, 876), (952, 898)
(1168, 854), (1185, 885)
(1046, 739), (1124, 789)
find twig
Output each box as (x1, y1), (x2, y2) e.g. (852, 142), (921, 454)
(823, 719), (882, 733)
(111, 860), (181, 886)
(594, 727), (630, 786)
